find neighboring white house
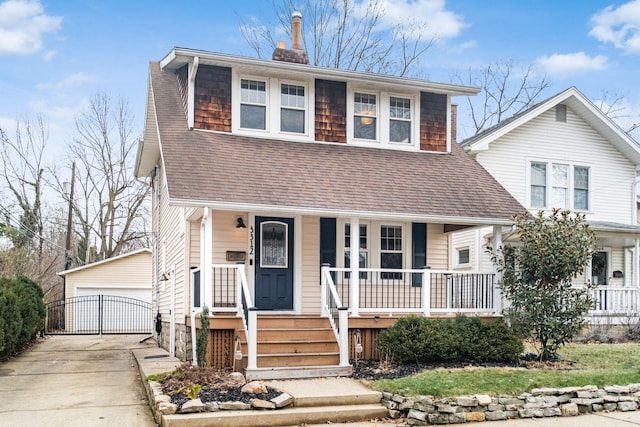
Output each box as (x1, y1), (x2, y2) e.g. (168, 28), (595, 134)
(57, 248), (152, 333)
(457, 87), (640, 319)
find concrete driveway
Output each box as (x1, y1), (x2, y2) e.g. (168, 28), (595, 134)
(0, 335), (158, 427)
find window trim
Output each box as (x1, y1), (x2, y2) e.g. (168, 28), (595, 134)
(232, 72), (314, 141)
(346, 87), (420, 150)
(527, 159), (591, 212)
(455, 247), (471, 267)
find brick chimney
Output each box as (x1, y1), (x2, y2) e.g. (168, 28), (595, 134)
(272, 11), (309, 65)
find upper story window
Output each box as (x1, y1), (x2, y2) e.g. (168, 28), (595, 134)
(240, 79), (267, 130)
(354, 92), (377, 140)
(233, 74), (313, 140)
(389, 97), (411, 143)
(348, 88), (417, 149)
(281, 84), (305, 133)
(530, 161), (590, 211)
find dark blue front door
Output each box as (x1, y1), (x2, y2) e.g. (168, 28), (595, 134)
(255, 217), (294, 310)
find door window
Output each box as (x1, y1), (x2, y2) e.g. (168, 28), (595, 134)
(260, 221), (288, 268)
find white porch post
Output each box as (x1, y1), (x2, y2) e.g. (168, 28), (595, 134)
(350, 217), (360, 316)
(422, 266), (431, 317)
(201, 207), (213, 310)
(247, 309), (257, 370)
(492, 225), (503, 314)
(338, 308), (349, 366)
(635, 239), (640, 288)
(320, 264), (329, 315)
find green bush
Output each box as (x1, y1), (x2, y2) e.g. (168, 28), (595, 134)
(0, 276), (46, 357)
(378, 315), (523, 364)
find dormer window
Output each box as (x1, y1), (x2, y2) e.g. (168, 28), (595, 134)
(354, 92), (377, 140)
(240, 79), (267, 130)
(390, 96), (411, 143)
(281, 84), (305, 133)
(348, 88), (418, 149)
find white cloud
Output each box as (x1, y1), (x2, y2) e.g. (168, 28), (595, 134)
(357, 0), (468, 41)
(536, 52), (608, 77)
(42, 49), (56, 61)
(0, 0), (62, 55)
(589, 0), (640, 53)
(36, 72), (93, 90)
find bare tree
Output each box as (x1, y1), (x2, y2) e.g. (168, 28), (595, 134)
(63, 93), (150, 262)
(241, 0), (434, 77)
(594, 91), (640, 140)
(454, 61), (550, 138)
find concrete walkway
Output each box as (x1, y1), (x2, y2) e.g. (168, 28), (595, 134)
(0, 335), (158, 427)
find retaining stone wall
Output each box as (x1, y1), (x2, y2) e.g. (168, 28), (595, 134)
(156, 321), (191, 361)
(382, 384), (640, 425)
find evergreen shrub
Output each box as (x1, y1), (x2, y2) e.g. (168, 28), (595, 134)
(0, 276), (46, 357)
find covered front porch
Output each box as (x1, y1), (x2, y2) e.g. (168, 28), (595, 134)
(187, 208), (506, 379)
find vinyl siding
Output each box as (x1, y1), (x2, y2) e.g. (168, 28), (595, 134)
(475, 107), (635, 223)
(64, 251), (152, 300)
(301, 216), (321, 314)
(427, 223), (448, 269)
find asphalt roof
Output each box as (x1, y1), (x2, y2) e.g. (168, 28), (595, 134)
(145, 61), (526, 224)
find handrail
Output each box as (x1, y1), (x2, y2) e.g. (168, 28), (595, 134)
(321, 264), (349, 367)
(235, 263), (257, 370)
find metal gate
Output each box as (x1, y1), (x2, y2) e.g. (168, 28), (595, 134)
(46, 295), (152, 335)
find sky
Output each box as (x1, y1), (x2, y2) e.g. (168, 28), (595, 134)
(1, 0), (640, 157)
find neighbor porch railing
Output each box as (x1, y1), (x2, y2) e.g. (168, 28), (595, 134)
(589, 286), (640, 315)
(323, 266), (495, 316)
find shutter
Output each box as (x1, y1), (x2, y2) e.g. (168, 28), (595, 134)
(320, 218), (337, 282)
(412, 223), (427, 287)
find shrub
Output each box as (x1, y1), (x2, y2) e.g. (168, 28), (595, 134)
(0, 276), (46, 357)
(378, 315), (523, 364)
(196, 305), (210, 367)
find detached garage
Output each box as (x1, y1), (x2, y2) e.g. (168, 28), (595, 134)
(55, 249), (152, 334)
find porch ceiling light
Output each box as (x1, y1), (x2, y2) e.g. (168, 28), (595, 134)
(236, 217), (247, 229)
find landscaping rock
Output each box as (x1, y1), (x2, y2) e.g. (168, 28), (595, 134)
(484, 411), (507, 421)
(457, 396), (478, 407)
(219, 401), (251, 410)
(250, 398), (276, 409)
(619, 401), (638, 412)
(407, 409), (427, 422)
(157, 401), (178, 415)
(475, 394), (492, 406)
(179, 398), (205, 414)
(227, 372), (246, 386)
(241, 380), (267, 394)
(605, 385), (629, 394)
(205, 402), (219, 412)
(465, 411), (485, 422)
(271, 392), (293, 408)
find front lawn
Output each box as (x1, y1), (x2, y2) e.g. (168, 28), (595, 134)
(367, 343), (640, 397)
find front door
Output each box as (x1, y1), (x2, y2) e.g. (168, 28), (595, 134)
(255, 216), (294, 310)
(592, 251), (608, 286)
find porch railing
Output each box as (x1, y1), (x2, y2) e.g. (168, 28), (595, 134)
(589, 286), (640, 315)
(326, 267), (495, 315)
(204, 264), (257, 370)
(320, 264), (350, 367)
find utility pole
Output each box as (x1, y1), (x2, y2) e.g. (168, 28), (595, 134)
(64, 161), (76, 271)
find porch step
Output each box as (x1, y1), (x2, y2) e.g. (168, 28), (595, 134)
(244, 365), (353, 381)
(238, 315), (346, 377)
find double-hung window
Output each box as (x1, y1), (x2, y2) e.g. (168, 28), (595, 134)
(530, 161), (590, 211)
(344, 223), (368, 279)
(530, 162), (547, 208)
(389, 96), (411, 143)
(240, 79), (266, 130)
(354, 92), (377, 140)
(280, 83), (305, 133)
(380, 225), (403, 279)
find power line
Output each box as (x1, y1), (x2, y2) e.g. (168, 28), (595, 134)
(0, 204), (68, 253)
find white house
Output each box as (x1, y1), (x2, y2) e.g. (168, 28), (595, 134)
(457, 87), (640, 319)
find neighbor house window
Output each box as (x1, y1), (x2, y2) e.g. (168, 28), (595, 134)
(389, 96), (411, 143)
(381, 225), (402, 279)
(280, 83), (305, 133)
(530, 162), (547, 208)
(551, 164), (569, 208)
(344, 223), (368, 279)
(574, 166), (590, 210)
(240, 79), (266, 130)
(530, 161), (590, 211)
(457, 247), (470, 266)
(354, 92), (377, 140)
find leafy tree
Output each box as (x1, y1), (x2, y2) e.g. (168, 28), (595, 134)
(491, 209), (598, 360)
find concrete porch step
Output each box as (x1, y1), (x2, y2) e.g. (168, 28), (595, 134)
(161, 403), (388, 427)
(244, 364), (353, 381)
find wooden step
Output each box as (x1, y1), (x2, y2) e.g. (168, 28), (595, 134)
(257, 340), (338, 354)
(257, 352), (340, 368)
(256, 327), (336, 341)
(256, 315), (333, 329)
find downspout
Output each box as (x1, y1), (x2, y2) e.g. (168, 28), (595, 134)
(170, 265), (176, 357)
(154, 165), (161, 342)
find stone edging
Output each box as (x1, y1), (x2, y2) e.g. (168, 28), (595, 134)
(142, 377), (294, 425)
(382, 384), (640, 425)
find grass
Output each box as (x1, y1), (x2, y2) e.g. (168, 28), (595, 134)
(367, 343), (640, 397)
